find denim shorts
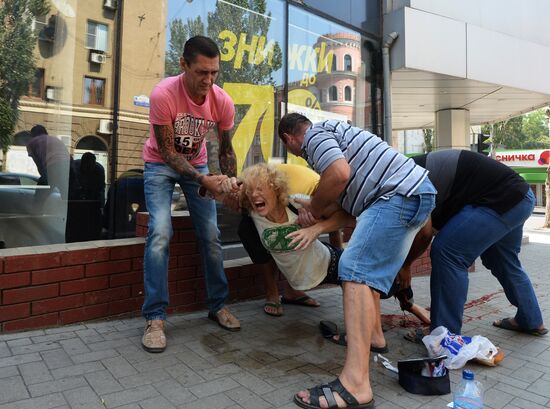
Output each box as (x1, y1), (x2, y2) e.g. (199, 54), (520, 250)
(338, 178), (436, 295)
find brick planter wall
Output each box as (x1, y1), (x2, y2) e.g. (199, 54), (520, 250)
(0, 212), (435, 333)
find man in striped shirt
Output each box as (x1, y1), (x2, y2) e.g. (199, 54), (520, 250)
(278, 113), (436, 409)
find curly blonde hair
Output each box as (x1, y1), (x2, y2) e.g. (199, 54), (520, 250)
(240, 163), (289, 210)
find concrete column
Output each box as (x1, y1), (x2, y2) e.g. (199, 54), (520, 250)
(434, 109), (470, 150)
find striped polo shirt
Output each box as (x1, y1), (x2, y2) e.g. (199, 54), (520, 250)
(302, 120), (429, 217)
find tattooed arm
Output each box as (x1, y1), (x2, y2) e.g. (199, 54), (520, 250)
(218, 128), (240, 193)
(153, 124), (226, 193)
(218, 129), (237, 177)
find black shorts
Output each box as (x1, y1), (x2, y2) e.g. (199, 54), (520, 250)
(237, 212), (272, 264)
(321, 242), (343, 285)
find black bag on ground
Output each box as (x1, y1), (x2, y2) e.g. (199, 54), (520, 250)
(397, 355), (450, 395)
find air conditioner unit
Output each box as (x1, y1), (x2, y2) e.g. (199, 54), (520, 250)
(98, 119), (113, 134)
(90, 52), (107, 64)
(45, 86), (59, 101)
(103, 0), (117, 10)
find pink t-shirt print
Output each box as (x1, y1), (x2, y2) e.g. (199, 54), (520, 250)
(143, 74), (235, 167)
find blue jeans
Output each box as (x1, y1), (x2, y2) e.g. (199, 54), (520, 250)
(339, 178), (436, 295)
(142, 162), (228, 320)
(430, 189), (542, 334)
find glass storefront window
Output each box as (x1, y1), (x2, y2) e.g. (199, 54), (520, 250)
(0, 0), (380, 249)
(286, 4), (378, 164)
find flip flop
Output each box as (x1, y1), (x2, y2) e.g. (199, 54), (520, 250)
(293, 377), (375, 409)
(493, 318), (548, 336)
(319, 320), (338, 338)
(403, 327), (429, 344)
(263, 302), (283, 317)
(319, 321), (389, 352)
(281, 295), (320, 307)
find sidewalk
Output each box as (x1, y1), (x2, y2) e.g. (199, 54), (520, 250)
(1, 230), (549, 408)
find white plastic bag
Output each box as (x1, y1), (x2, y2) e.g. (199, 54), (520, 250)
(422, 326), (500, 369)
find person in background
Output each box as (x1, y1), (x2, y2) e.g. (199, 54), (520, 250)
(67, 152), (105, 242)
(140, 35), (240, 353)
(401, 149), (546, 341)
(278, 113), (436, 409)
(26, 125), (70, 203)
(74, 152), (105, 206)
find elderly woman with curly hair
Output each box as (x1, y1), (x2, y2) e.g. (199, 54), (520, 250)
(239, 163), (352, 292)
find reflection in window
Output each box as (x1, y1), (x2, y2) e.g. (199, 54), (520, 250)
(83, 77), (105, 105)
(32, 15), (48, 35)
(86, 21), (108, 51)
(344, 54), (352, 71)
(331, 56), (337, 72)
(28, 69), (45, 99)
(329, 86), (338, 101)
(344, 86), (351, 101)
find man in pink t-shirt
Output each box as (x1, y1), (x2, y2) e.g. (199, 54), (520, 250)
(141, 36), (241, 353)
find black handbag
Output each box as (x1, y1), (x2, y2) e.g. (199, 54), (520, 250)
(397, 355), (450, 395)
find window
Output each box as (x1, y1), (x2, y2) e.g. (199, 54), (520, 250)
(344, 54), (352, 71)
(344, 86), (352, 101)
(83, 77), (105, 105)
(331, 56), (337, 72)
(86, 21), (108, 51)
(32, 15), (48, 35)
(28, 69), (45, 99)
(329, 86), (338, 101)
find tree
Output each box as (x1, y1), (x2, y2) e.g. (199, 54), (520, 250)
(165, 17), (205, 77)
(482, 116), (524, 149)
(422, 128), (433, 153)
(481, 109), (550, 150)
(165, 1), (282, 83)
(522, 109), (550, 149)
(0, 0), (50, 169)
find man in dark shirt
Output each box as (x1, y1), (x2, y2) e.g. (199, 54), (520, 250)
(401, 150), (546, 336)
(26, 125), (71, 205)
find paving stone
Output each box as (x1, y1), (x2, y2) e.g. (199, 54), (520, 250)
(75, 329), (104, 344)
(19, 361), (53, 385)
(45, 325), (87, 335)
(27, 376), (88, 398)
(0, 392), (66, 409)
(164, 363), (205, 387)
(10, 342), (60, 356)
(40, 349), (73, 370)
(30, 333), (77, 344)
(87, 338), (133, 352)
(0, 376), (29, 404)
(101, 356), (137, 379)
(230, 371), (276, 394)
(137, 395), (177, 409)
(152, 378), (196, 406)
(0, 366), (18, 380)
(101, 384), (159, 408)
(62, 386), (103, 408)
(225, 385), (273, 409)
(0, 330), (45, 342)
(50, 362), (105, 379)
(527, 378), (550, 398)
(189, 377), (241, 398)
(71, 349), (119, 364)
(84, 370), (123, 395)
(118, 368), (172, 388)
(0, 353), (42, 368)
(6, 338), (31, 348)
(59, 338), (91, 356)
(179, 392), (236, 409)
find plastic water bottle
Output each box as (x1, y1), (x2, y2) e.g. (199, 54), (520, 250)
(453, 369), (483, 408)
